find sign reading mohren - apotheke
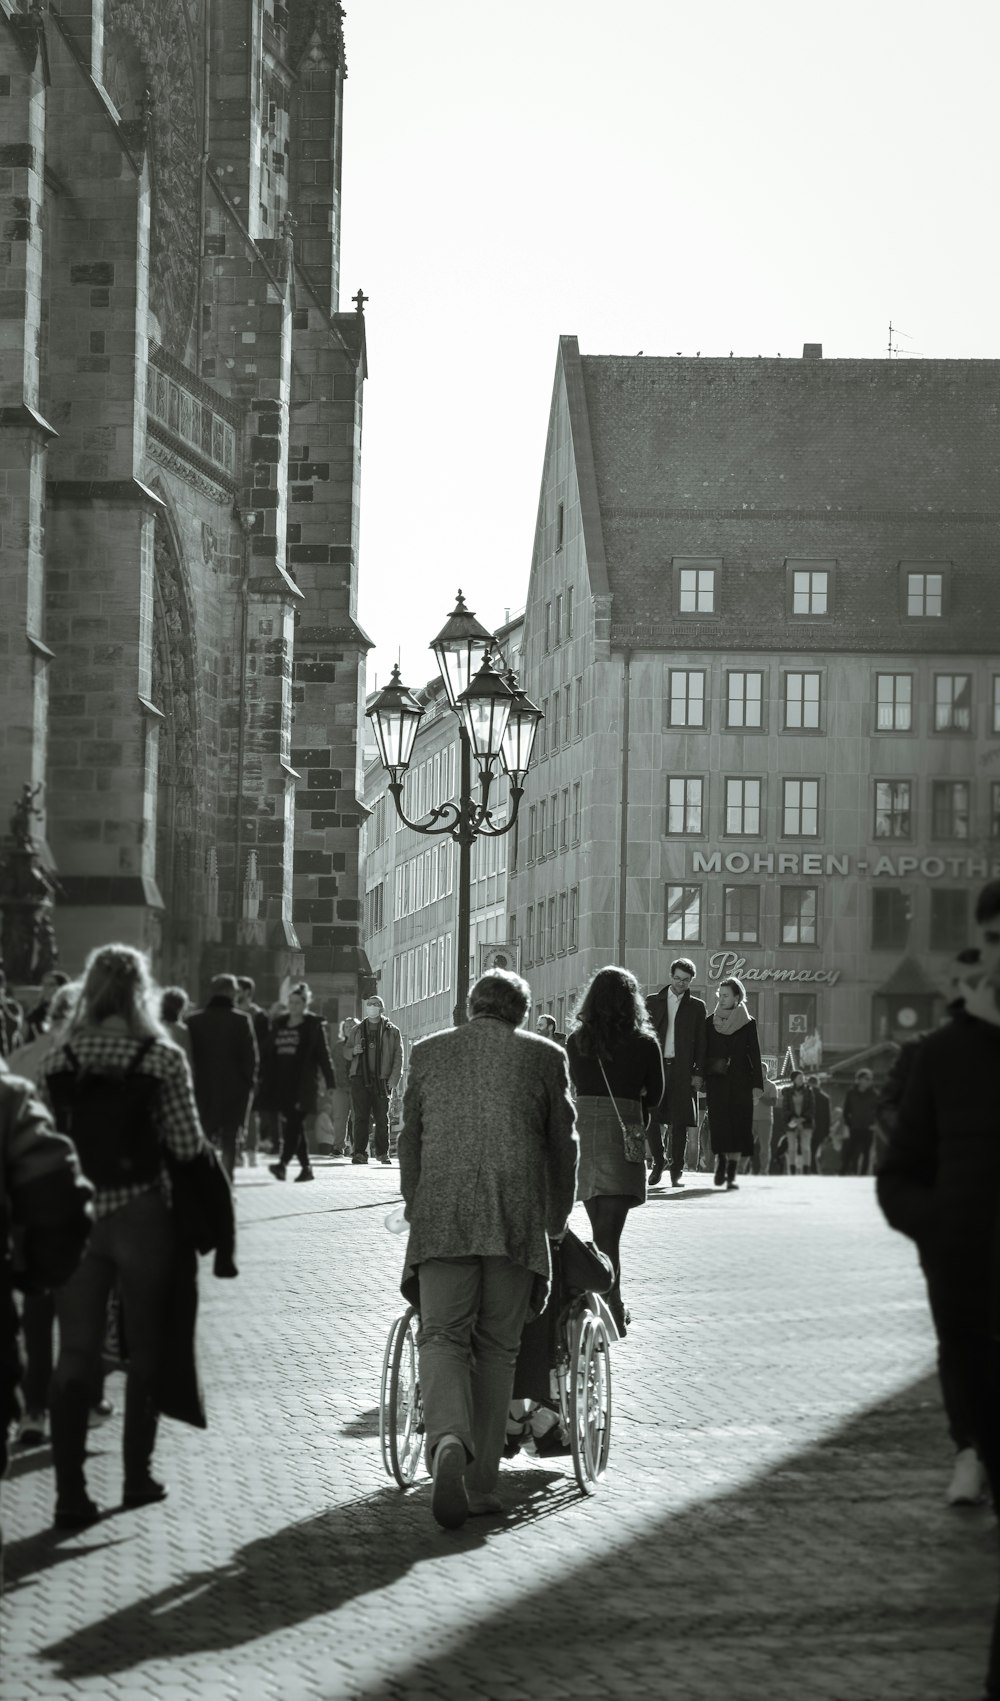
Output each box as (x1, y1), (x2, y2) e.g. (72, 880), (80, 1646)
(692, 850), (1000, 879)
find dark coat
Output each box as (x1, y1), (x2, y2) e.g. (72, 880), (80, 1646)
(156, 1145), (238, 1431)
(261, 1011), (336, 1115)
(778, 1083), (815, 1135)
(645, 987), (707, 1127)
(186, 998), (257, 1131)
(876, 1010), (1000, 1337)
(810, 1088), (832, 1144)
(704, 1015), (764, 1154)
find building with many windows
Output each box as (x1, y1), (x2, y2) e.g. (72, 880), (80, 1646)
(359, 617), (523, 1056)
(507, 337), (1000, 1064)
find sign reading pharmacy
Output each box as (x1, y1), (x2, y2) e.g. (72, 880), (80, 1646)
(707, 952), (840, 986)
(692, 850), (1000, 880)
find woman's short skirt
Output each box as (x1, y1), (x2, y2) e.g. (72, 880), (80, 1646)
(575, 1095), (647, 1206)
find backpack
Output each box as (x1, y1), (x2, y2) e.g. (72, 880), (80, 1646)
(47, 1038), (163, 1190)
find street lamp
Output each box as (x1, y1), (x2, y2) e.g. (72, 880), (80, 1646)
(366, 591), (542, 1025)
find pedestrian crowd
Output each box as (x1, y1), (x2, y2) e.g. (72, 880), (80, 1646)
(2, 888), (998, 1701)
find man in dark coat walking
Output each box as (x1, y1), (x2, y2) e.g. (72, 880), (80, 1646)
(186, 974), (258, 1180)
(877, 878), (1000, 1701)
(645, 958), (707, 1187)
(806, 1074), (832, 1173)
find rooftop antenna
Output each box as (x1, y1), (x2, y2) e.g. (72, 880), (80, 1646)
(888, 322), (924, 358)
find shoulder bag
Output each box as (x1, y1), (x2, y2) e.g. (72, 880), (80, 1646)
(597, 1059), (646, 1165)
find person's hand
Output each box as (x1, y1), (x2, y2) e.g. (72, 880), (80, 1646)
(691, 1074), (703, 1090)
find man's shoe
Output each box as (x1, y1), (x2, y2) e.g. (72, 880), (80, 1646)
(947, 1447), (987, 1506)
(714, 1158), (726, 1187)
(123, 1476), (168, 1509)
(268, 1162), (287, 1181)
(671, 1173), (685, 1188)
(467, 1491), (504, 1516)
(726, 1178), (739, 1190)
(647, 1160), (664, 1187)
(16, 1410), (47, 1447)
(351, 1154), (369, 1165)
(430, 1436), (468, 1530)
(378, 1156), (392, 1166)
(54, 1494), (103, 1529)
(293, 1167), (315, 1183)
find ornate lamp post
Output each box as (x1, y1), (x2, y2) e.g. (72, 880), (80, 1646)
(367, 591), (542, 1024)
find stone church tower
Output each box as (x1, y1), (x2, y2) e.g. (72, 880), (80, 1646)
(0, 0), (372, 1017)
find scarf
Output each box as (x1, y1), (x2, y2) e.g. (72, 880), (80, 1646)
(711, 1002), (751, 1037)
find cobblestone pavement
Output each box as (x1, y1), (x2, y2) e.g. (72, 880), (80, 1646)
(2, 1163), (996, 1701)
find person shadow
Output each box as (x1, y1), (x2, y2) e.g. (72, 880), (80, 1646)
(30, 1467), (569, 1681)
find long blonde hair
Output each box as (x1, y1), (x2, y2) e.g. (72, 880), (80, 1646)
(69, 944), (168, 1042)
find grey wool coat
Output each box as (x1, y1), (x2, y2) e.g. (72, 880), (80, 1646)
(397, 1015), (579, 1312)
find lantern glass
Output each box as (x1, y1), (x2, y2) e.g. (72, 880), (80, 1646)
(500, 678), (542, 784)
(457, 654), (513, 770)
(430, 590), (494, 711)
(366, 665), (424, 778)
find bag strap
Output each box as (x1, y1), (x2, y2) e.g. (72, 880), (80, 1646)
(123, 1036), (156, 1078)
(596, 1059), (628, 1135)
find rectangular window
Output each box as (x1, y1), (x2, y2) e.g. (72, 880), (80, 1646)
(565, 584), (574, 636)
(780, 886), (818, 946)
(569, 887), (579, 950)
(551, 689), (560, 751)
(527, 804), (536, 862)
(558, 891), (568, 953)
(930, 888), (970, 952)
(723, 885), (760, 944)
(931, 780), (970, 840)
(544, 602), (551, 652)
(574, 676), (583, 738)
(535, 903), (545, 963)
(994, 676), (1000, 735)
(992, 782), (1000, 840)
(678, 567), (715, 613)
(870, 891), (911, 959)
(554, 593), (562, 646)
(725, 777), (761, 836)
(726, 671), (764, 729)
(782, 778), (820, 837)
(665, 884), (702, 943)
(874, 780), (912, 839)
(556, 502), (565, 551)
(907, 571), (943, 616)
(792, 569), (829, 614)
(547, 793), (558, 856)
(524, 905), (534, 965)
(784, 671), (821, 730)
(571, 781), (582, 843)
(546, 896), (557, 959)
(538, 799), (547, 857)
(934, 674), (972, 733)
(666, 776), (704, 835)
(876, 673), (913, 732)
(560, 787), (570, 850)
(668, 669), (706, 728)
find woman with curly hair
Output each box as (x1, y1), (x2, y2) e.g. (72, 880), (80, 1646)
(39, 943), (205, 1528)
(565, 966), (664, 1337)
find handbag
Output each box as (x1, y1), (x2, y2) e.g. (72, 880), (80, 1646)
(707, 1056), (730, 1077)
(557, 1226), (615, 1296)
(597, 1059), (646, 1164)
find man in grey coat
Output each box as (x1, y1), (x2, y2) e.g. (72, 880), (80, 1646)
(398, 968), (578, 1531)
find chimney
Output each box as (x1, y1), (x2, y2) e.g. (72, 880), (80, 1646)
(802, 343), (823, 360)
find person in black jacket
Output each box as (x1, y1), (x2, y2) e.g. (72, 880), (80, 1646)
(644, 958), (707, 1188)
(264, 983), (336, 1183)
(186, 975), (258, 1180)
(704, 977), (764, 1190)
(877, 880), (1000, 1701)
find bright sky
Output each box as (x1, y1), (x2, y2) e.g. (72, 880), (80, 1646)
(339, 0), (1000, 694)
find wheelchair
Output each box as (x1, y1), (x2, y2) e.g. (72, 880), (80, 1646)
(378, 1256), (614, 1494)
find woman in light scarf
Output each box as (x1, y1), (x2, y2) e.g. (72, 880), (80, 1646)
(703, 977), (764, 1191)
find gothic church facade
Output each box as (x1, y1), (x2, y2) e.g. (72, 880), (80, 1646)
(0, 0), (371, 1015)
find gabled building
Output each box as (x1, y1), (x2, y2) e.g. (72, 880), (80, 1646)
(508, 336), (1000, 1063)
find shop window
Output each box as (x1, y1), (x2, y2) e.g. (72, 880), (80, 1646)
(666, 776), (704, 835)
(931, 780), (970, 841)
(929, 888), (970, 952)
(872, 887), (909, 951)
(723, 885), (760, 944)
(665, 884), (701, 943)
(876, 673), (913, 732)
(726, 670), (764, 729)
(780, 886), (818, 946)
(874, 780), (912, 839)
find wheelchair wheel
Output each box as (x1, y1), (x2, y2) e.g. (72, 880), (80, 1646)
(569, 1308), (612, 1492)
(378, 1305), (424, 1487)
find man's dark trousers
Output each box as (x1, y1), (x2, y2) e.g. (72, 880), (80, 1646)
(351, 1081), (389, 1160)
(649, 1062), (689, 1182)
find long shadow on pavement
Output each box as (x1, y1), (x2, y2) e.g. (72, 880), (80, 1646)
(28, 1376), (1000, 1700)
